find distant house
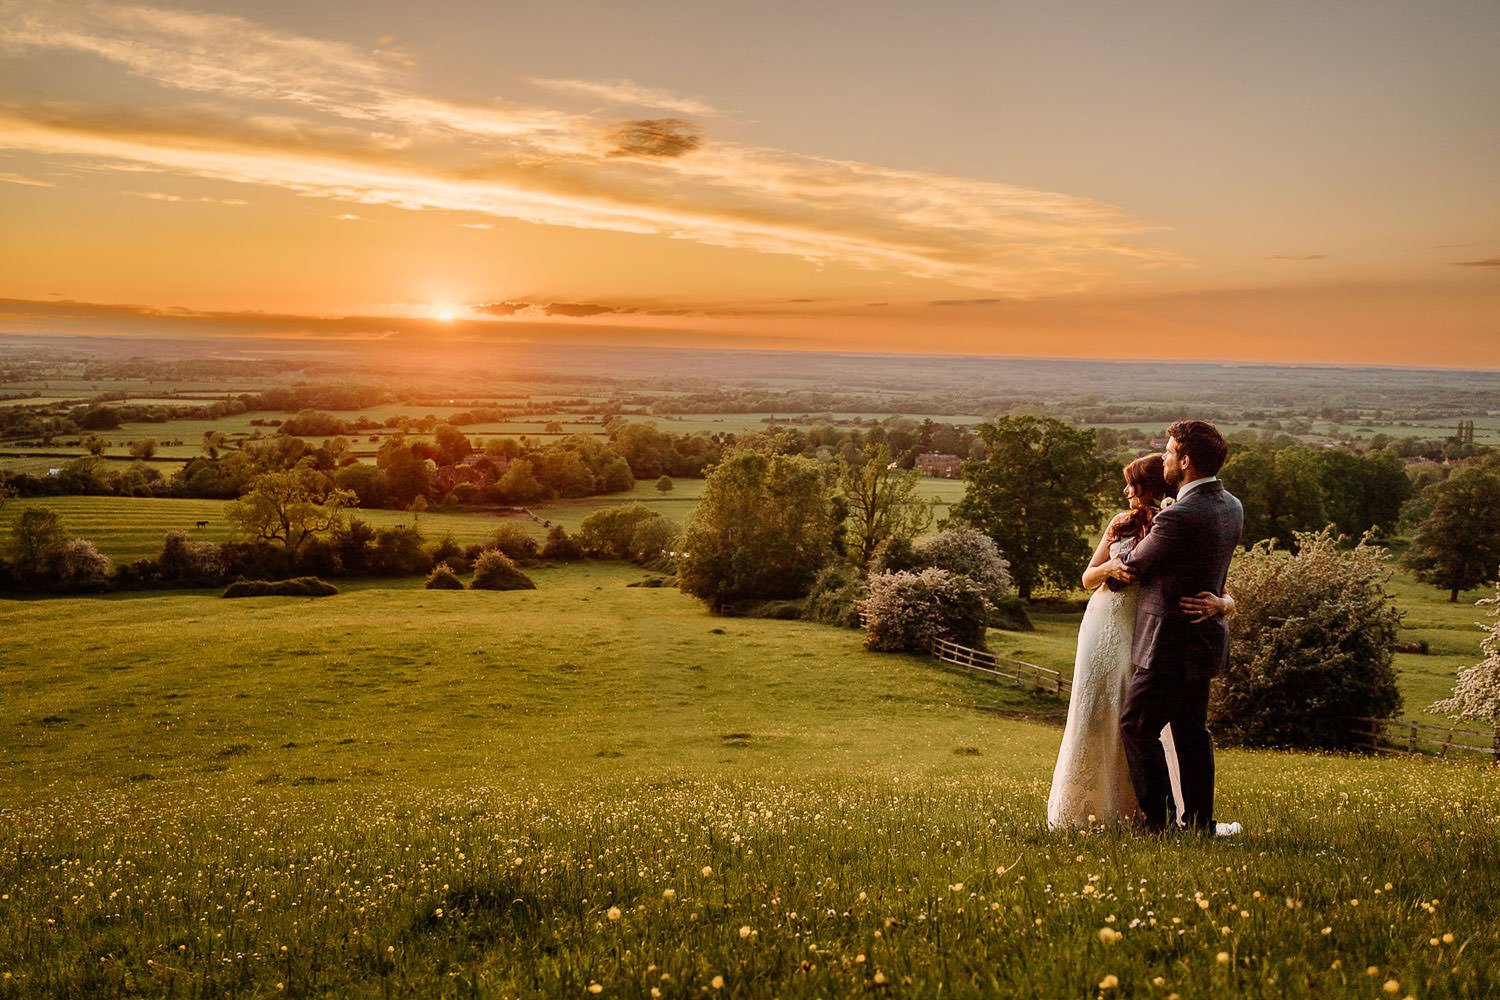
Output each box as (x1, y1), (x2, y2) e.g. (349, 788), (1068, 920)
(915, 452), (962, 478)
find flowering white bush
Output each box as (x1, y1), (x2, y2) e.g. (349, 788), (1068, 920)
(1431, 589), (1500, 729)
(860, 568), (988, 653)
(912, 528), (1013, 603)
(52, 538), (112, 592)
(1213, 529), (1402, 749)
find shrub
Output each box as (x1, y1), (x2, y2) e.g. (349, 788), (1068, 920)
(470, 550), (536, 591)
(803, 563), (868, 628)
(51, 538), (112, 593)
(655, 475), (674, 492)
(369, 524), (430, 576)
(540, 524), (583, 561)
(483, 523), (540, 562)
(425, 562), (465, 590)
(221, 577), (339, 598)
(1211, 529), (1402, 749)
(869, 535), (920, 575)
(158, 530), (224, 584)
(578, 503), (660, 559)
(1430, 589), (1500, 731)
(913, 528), (1013, 602)
(427, 533), (470, 573)
(627, 516), (678, 571)
(860, 568), (989, 653)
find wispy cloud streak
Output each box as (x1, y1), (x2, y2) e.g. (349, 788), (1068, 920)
(529, 77), (724, 117)
(0, 0), (1184, 294)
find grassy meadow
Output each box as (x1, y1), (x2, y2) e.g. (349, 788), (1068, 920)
(2, 563), (1497, 997)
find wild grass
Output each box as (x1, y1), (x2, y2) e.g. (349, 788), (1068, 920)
(2, 563), (1496, 996)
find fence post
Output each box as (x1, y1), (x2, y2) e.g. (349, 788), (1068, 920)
(1408, 722), (1419, 754)
(1493, 725), (1499, 765)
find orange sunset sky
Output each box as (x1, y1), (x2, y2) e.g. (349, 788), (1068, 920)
(0, 0), (1496, 366)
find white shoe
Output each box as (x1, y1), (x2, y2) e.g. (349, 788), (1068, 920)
(1214, 821), (1243, 838)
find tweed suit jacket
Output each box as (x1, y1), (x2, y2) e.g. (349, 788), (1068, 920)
(1120, 480), (1243, 679)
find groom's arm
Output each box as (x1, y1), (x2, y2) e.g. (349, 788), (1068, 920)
(1119, 504), (1187, 581)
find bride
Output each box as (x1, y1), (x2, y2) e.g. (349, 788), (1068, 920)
(1046, 454), (1231, 829)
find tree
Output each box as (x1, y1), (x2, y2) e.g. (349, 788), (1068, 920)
(677, 449), (835, 611)
(1430, 590), (1500, 745)
(948, 415), (1110, 599)
(494, 458), (544, 504)
(129, 438), (158, 460)
(226, 467), (354, 568)
(838, 444), (932, 570)
(1402, 464), (1500, 601)
(655, 474), (674, 493)
(7, 507), (67, 581)
(1212, 530), (1402, 749)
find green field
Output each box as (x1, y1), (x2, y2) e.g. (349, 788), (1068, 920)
(2, 564), (1496, 997)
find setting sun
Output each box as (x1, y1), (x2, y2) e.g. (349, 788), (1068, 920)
(437, 308), (455, 322)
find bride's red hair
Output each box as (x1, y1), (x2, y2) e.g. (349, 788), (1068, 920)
(1111, 453), (1172, 541)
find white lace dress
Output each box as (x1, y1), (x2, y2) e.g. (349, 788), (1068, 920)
(1046, 537), (1184, 829)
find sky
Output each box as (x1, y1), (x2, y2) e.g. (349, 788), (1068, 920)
(0, 0), (1496, 366)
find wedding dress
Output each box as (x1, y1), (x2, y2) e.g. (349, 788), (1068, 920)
(1047, 537), (1184, 829)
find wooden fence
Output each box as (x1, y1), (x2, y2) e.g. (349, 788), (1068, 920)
(1352, 717), (1500, 763)
(928, 637), (1071, 697)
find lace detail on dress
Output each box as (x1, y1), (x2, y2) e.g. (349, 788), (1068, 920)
(1046, 585), (1140, 828)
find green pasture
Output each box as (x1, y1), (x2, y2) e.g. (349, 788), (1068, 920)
(1, 484), (1489, 734)
(2, 564), (1496, 997)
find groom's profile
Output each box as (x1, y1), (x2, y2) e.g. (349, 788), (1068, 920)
(1117, 420), (1243, 834)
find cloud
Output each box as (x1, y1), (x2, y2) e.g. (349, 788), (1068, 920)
(0, 1), (1185, 295)
(0, 170), (54, 186)
(529, 77), (722, 117)
(458, 222), (493, 229)
(1453, 257), (1500, 268)
(126, 189), (246, 204)
(335, 213), (360, 221)
(474, 300), (530, 317)
(1267, 254), (1327, 261)
(607, 118), (703, 158)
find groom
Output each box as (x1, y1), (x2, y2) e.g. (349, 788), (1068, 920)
(1115, 420), (1243, 833)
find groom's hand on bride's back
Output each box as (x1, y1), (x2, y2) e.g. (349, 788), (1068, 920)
(1178, 591), (1224, 622)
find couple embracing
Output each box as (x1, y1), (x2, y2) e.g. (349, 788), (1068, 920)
(1047, 420), (1244, 835)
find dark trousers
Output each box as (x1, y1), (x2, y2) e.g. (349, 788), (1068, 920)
(1120, 667), (1214, 830)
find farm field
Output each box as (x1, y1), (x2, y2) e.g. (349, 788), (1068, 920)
(2, 563), (1496, 997)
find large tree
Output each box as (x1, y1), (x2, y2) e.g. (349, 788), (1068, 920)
(838, 444), (932, 570)
(677, 449), (835, 611)
(1402, 464), (1500, 601)
(948, 415), (1110, 600)
(227, 467), (354, 567)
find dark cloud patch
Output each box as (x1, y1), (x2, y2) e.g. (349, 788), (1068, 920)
(474, 300), (531, 316)
(1268, 254), (1327, 261)
(1453, 257), (1500, 268)
(930, 298), (1004, 307)
(543, 302), (638, 317)
(607, 118), (703, 158)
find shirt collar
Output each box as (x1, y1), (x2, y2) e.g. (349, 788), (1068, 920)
(1176, 475), (1218, 499)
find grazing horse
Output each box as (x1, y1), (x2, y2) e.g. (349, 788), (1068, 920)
(195, 520), (209, 528)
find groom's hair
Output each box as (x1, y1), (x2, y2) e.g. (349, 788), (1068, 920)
(1166, 419), (1228, 476)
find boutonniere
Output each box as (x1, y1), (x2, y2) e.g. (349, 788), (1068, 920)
(1160, 497), (1175, 509)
